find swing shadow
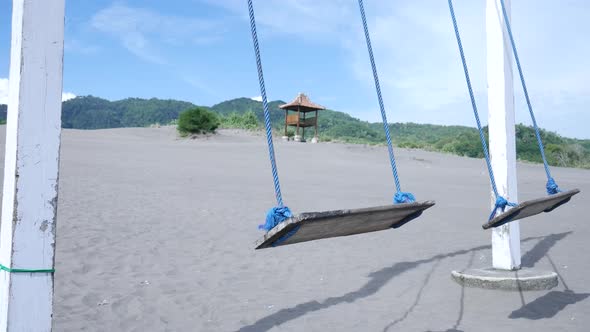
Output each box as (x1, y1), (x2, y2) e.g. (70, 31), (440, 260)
(510, 236), (590, 320)
(395, 253), (472, 332)
(509, 290), (590, 320)
(236, 233), (570, 332)
(520, 231), (571, 268)
(427, 231), (575, 331)
(424, 284), (467, 332)
(415, 254), (474, 332)
(381, 260), (442, 332)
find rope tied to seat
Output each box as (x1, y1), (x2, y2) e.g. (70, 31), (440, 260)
(497, 0), (562, 196)
(546, 177), (561, 195)
(259, 206), (293, 231)
(394, 192), (416, 204)
(488, 196), (517, 221)
(447, 0), (517, 222)
(357, 0), (415, 204)
(248, 0), (296, 234)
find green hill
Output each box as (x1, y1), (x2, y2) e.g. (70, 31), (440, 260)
(0, 104), (6, 124)
(207, 97), (590, 169)
(0, 96), (588, 168)
(1, 96), (197, 128)
(61, 96), (196, 129)
(211, 97), (286, 125)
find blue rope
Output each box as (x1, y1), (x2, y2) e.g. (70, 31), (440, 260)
(247, 0), (284, 207)
(259, 207), (298, 246)
(447, 0), (515, 220)
(394, 192), (416, 204)
(498, 0), (560, 195)
(357, 0), (414, 204)
(546, 177), (560, 195)
(259, 206), (293, 231)
(248, 0), (292, 230)
(488, 196), (517, 221)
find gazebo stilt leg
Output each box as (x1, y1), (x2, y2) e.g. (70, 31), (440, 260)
(315, 110), (318, 140)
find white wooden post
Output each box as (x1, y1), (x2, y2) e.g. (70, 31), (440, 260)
(0, 0), (65, 330)
(486, 0), (521, 270)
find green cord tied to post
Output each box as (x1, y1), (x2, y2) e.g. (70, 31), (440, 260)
(0, 264), (54, 273)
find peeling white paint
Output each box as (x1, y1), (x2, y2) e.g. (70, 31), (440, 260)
(0, 0), (65, 330)
(486, 0), (521, 270)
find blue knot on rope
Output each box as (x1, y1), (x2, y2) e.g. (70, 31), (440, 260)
(394, 192), (416, 204)
(546, 177), (560, 195)
(488, 196), (517, 221)
(258, 206), (293, 231)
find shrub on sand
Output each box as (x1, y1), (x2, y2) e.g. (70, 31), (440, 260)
(177, 107), (219, 136)
(220, 111), (260, 130)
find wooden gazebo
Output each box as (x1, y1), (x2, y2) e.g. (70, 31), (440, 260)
(279, 93), (325, 142)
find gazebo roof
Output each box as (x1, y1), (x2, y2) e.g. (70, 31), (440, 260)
(279, 93), (325, 112)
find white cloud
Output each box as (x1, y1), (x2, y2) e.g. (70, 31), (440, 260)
(209, 0), (590, 138)
(91, 4), (221, 64)
(209, 1), (485, 111)
(64, 39), (100, 55)
(0, 77), (75, 104)
(205, 0), (355, 41)
(251, 96), (262, 102)
(62, 92), (77, 101)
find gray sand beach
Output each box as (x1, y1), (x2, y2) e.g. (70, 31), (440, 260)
(2, 126), (587, 331)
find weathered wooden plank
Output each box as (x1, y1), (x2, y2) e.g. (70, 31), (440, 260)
(255, 201), (435, 249)
(483, 189), (580, 230)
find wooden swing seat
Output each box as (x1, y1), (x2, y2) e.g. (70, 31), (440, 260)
(482, 189), (580, 229)
(255, 201), (435, 249)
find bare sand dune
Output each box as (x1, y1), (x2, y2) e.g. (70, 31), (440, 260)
(1, 127), (588, 331)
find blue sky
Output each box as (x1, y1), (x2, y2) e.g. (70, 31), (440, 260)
(0, 0), (588, 138)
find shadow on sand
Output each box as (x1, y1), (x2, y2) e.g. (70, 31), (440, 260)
(425, 232), (579, 331)
(381, 260), (442, 332)
(521, 232), (571, 268)
(509, 290), (589, 320)
(511, 239), (589, 320)
(237, 233), (572, 332)
(422, 251), (476, 332)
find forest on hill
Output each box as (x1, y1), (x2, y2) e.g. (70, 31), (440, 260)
(0, 96), (588, 168)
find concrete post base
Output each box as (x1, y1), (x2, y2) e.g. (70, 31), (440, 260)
(281, 136), (289, 142)
(294, 135), (301, 142)
(451, 268), (558, 291)
(311, 137), (319, 143)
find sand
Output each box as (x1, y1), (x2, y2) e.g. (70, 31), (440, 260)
(2, 126), (589, 331)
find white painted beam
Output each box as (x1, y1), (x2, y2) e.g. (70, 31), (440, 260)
(486, 0), (521, 270)
(0, 0), (65, 330)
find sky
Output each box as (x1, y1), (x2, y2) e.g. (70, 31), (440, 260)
(0, 0), (588, 138)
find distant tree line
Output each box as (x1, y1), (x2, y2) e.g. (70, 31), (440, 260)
(0, 104), (6, 124)
(203, 98), (590, 169)
(0, 96), (588, 169)
(59, 96), (195, 129)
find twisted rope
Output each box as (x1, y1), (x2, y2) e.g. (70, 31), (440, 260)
(498, 0), (560, 195)
(247, 0), (284, 207)
(448, 0), (515, 219)
(357, 0), (414, 204)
